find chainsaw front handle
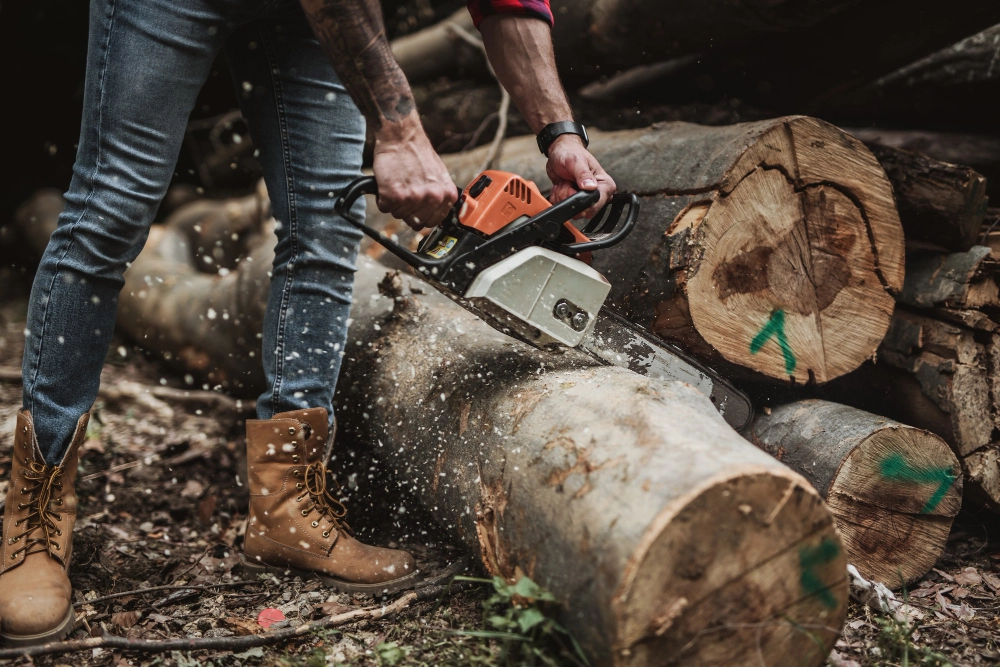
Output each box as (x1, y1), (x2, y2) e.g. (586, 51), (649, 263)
(561, 193), (640, 254)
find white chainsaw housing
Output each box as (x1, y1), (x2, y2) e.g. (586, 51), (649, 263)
(463, 246), (610, 347)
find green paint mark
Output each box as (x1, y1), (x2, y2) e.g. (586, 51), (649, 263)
(750, 309), (796, 374)
(799, 537), (840, 609)
(879, 452), (957, 514)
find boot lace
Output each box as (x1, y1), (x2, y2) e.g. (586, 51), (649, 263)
(8, 463), (64, 560)
(296, 461), (353, 538)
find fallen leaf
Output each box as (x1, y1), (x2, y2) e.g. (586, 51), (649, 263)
(954, 567), (982, 587)
(983, 572), (1000, 592)
(111, 610), (142, 629)
(952, 587), (970, 599)
(932, 568), (956, 582)
(223, 616), (260, 636)
(257, 608), (285, 629)
(828, 649), (861, 667)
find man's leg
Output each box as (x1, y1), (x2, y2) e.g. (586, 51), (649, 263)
(5, 0), (236, 646)
(22, 0), (236, 464)
(226, 3), (418, 591)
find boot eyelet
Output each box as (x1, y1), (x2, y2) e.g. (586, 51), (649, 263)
(53, 544), (59, 550)
(296, 483), (303, 490)
(16, 503), (26, 510)
(293, 470), (302, 477)
(311, 521), (319, 528)
(301, 509), (310, 516)
(322, 530), (330, 538)
(56, 499), (63, 505)
(288, 427), (296, 436)
(291, 455), (300, 462)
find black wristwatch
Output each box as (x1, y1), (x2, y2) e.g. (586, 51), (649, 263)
(536, 121), (589, 156)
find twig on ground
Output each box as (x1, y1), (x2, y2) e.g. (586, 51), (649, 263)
(78, 580), (254, 608)
(2, 577), (467, 660)
(446, 22), (510, 172)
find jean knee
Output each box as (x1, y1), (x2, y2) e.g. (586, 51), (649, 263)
(44, 212), (151, 285)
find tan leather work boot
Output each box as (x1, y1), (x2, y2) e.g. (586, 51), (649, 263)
(240, 408), (418, 593)
(0, 409), (87, 646)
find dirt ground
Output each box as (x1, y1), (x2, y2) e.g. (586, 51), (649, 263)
(0, 296), (999, 667)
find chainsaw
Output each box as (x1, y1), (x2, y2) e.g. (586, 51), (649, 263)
(334, 171), (752, 430)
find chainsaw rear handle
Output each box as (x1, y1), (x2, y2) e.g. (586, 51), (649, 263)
(332, 176), (448, 271)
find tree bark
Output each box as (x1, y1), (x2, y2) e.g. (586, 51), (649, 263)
(864, 144), (988, 252)
(899, 246), (999, 310)
(751, 400), (961, 588)
(402, 118), (903, 384)
(338, 261), (847, 666)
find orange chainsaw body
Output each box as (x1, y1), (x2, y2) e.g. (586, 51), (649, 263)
(456, 170), (592, 250)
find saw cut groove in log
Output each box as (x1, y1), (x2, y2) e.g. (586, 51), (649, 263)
(864, 143), (988, 252)
(339, 261), (847, 666)
(752, 400), (961, 588)
(416, 118), (904, 384)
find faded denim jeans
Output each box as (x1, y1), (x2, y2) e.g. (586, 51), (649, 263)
(22, 0), (366, 463)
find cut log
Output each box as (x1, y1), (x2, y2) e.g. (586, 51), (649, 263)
(751, 400), (961, 588)
(847, 128), (1000, 177)
(415, 118), (904, 384)
(338, 261), (847, 665)
(816, 312), (1000, 510)
(864, 143), (987, 252)
(871, 23), (1000, 89)
(390, 8), (481, 83)
(899, 246), (999, 309)
(877, 310), (996, 457)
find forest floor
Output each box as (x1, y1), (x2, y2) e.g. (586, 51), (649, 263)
(0, 296), (999, 667)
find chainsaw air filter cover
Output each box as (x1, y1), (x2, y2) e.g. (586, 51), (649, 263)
(464, 246), (611, 348)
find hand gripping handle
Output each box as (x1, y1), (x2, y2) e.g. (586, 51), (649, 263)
(333, 176), (451, 270)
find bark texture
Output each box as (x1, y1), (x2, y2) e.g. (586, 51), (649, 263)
(339, 261), (848, 666)
(752, 400), (961, 588)
(865, 144), (988, 252)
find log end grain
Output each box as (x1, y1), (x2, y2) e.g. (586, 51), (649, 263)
(683, 117), (903, 384)
(754, 400), (962, 589)
(614, 471), (847, 666)
(826, 425), (961, 588)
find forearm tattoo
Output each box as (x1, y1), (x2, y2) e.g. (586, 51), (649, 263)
(300, 0), (414, 129)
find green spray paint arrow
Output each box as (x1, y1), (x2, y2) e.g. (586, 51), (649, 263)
(879, 452), (958, 514)
(750, 309), (796, 374)
(799, 537), (840, 609)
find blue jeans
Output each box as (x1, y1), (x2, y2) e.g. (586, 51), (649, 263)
(22, 0), (366, 464)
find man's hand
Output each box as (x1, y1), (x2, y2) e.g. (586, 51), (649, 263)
(372, 116), (457, 231)
(546, 135), (616, 219)
(298, 0), (456, 231)
(479, 15), (616, 219)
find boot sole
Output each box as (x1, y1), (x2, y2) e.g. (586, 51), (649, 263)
(0, 605), (74, 647)
(239, 553), (422, 595)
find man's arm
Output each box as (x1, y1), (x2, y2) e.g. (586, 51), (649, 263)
(298, 0), (456, 229)
(479, 15), (615, 216)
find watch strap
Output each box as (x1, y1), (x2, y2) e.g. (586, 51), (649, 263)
(536, 121), (589, 156)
